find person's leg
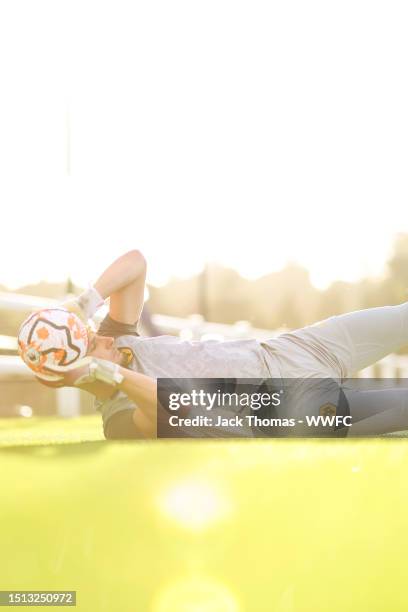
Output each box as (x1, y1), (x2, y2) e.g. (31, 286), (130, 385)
(343, 386), (408, 436)
(288, 302), (408, 377)
(334, 303), (408, 374)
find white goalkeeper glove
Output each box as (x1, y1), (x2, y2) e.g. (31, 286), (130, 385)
(62, 286), (104, 323)
(37, 357), (124, 389)
(72, 357), (124, 387)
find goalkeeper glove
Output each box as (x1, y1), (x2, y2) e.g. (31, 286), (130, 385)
(40, 357), (124, 388)
(62, 286), (104, 323)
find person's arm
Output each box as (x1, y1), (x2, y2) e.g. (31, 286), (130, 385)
(65, 250), (146, 326)
(117, 368), (157, 438)
(39, 359), (195, 439)
(81, 370), (190, 440)
(94, 250), (146, 325)
(40, 362), (158, 438)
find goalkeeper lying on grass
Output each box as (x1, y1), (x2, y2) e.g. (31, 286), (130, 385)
(17, 249), (408, 439)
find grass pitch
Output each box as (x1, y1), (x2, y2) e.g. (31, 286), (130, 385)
(0, 416), (408, 611)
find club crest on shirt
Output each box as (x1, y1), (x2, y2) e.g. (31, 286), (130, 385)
(320, 403), (337, 417)
(118, 347), (134, 367)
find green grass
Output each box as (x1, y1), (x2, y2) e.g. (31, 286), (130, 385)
(0, 416), (104, 447)
(1, 417), (408, 611)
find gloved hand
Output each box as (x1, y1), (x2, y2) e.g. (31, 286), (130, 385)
(62, 286), (104, 323)
(36, 356), (124, 389)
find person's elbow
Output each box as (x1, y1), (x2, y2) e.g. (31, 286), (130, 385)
(127, 249), (146, 270)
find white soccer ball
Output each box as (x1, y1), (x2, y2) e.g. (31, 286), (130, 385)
(18, 308), (89, 381)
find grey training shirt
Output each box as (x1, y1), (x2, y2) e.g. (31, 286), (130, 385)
(94, 314), (282, 431)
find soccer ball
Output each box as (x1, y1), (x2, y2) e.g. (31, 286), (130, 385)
(18, 308), (89, 381)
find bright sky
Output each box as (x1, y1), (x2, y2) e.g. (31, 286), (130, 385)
(0, 0), (407, 290)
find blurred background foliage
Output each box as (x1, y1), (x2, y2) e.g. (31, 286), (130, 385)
(2, 233), (408, 341)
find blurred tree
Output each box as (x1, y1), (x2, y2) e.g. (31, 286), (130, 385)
(3, 234), (408, 339)
(317, 281), (358, 321)
(66, 277), (75, 296)
(386, 233), (408, 303)
(206, 265), (251, 324)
